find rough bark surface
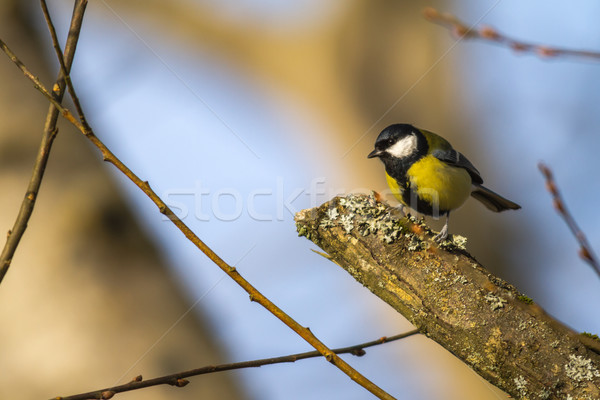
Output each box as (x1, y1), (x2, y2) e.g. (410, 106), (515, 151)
(295, 194), (600, 400)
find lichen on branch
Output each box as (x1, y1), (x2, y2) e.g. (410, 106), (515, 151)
(295, 193), (600, 399)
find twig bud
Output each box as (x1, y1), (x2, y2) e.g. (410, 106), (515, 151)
(372, 190), (383, 203)
(422, 7), (439, 20)
(453, 25), (470, 38)
(351, 348), (366, 356)
(175, 379), (189, 387)
(537, 46), (558, 58)
(579, 247), (593, 262)
(545, 181), (559, 196)
(538, 162), (551, 177)
(553, 199), (565, 214)
(479, 26), (499, 40)
(510, 42), (528, 52)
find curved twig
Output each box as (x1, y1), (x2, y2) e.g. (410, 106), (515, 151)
(424, 7), (600, 61)
(539, 162), (600, 277)
(53, 330), (419, 400)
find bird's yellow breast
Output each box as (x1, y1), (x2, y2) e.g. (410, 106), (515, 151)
(385, 171), (403, 201)
(386, 155), (472, 213)
(408, 155), (472, 211)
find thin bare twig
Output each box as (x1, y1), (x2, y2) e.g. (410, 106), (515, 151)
(539, 162), (600, 277)
(0, 40), (84, 130)
(53, 329), (420, 400)
(1, 10), (394, 400)
(40, 0), (88, 126)
(0, 0), (88, 284)
(424, 7), (600, 61)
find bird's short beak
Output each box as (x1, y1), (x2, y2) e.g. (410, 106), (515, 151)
(367, 149), (382, 158)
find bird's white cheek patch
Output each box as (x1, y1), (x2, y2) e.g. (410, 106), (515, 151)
(387, 134), (417, 158)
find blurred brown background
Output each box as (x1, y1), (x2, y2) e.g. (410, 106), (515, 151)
(2, 0), (600, 399)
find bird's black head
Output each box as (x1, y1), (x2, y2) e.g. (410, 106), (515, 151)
(367, 124), (422, 160)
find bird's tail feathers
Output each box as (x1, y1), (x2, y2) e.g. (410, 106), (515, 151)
(471, 185), (521, 212)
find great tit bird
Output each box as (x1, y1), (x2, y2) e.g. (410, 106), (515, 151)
(368, 123), (520, 241)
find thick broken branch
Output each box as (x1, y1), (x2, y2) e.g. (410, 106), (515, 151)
(295, 194), (600, 399)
